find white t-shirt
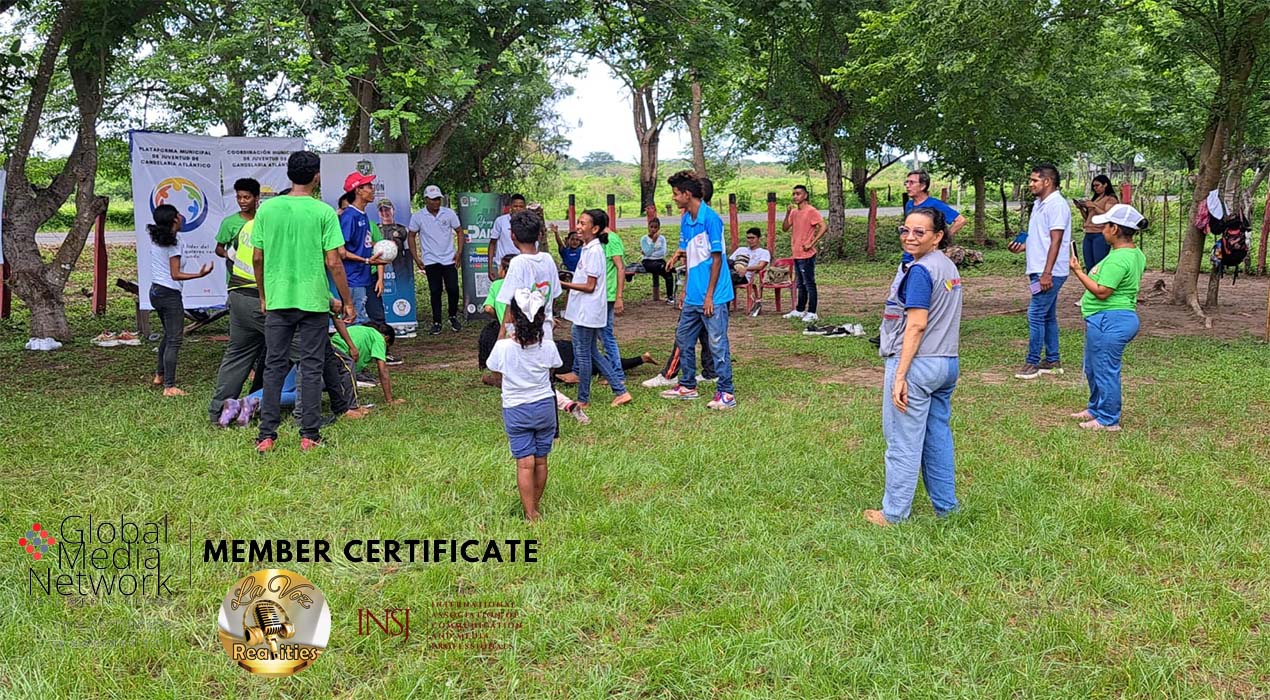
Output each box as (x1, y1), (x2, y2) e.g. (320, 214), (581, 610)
(150, 241), (183, 291)
(563, 239), (608, 328)
(408, 206), (461, 265)
(1026, 190), (1072, 277)
(497, 252), (563, 341)
(486, 338), (562, 408)
(489, 213), (536, 263)
(730, 245), (771, 281)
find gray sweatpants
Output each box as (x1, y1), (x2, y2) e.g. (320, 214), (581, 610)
(207, 289), (266, 422)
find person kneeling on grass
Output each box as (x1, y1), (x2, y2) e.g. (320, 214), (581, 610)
(1067, 204), (1147, 432)
(334, 320), (403, 409)
(486, 289), (561, 522)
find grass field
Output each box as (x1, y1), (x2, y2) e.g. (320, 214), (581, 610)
(1, 242), (1268, 698)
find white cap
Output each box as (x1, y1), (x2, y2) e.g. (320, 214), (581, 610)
(1090, 203), (1146, 231)
(423, 185), (443, 199)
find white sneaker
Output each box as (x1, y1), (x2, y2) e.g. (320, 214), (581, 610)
(696, 374), (717, 383)
(802, 313), (819, 323)
(641, 374), (677, 388)
(782, 310), (805, 320)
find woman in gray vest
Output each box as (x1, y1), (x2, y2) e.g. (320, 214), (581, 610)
(865, 207), (964, 527)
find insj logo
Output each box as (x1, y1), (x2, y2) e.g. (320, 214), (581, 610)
(152, 177), (209, 232)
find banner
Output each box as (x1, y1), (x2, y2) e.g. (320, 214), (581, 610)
(458, 193), (503, 321)
(219, 137), (304, 205)
(130, 132), (226, 310)
(318, 153), (417, 334)
(0, 168), (6, 265)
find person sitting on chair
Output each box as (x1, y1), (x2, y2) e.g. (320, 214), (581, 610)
(729, 227), (770, 316)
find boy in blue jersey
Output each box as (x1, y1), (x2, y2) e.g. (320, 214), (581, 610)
(661, 170), (735, 410)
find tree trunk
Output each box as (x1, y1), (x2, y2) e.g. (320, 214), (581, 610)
(971, 173), (986, 244)
(820, 139), (846, 257)
(688, 77), (706, 178)
(632, 84), (662, 211)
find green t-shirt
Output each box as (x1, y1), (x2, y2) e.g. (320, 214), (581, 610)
(1081, 246), (1146, 317)
(483, 278), (506, 321)
(254, 195), (344, 313)
(216, 213), (251, 289)
(603, 233), (625, 302)
(331, 324), (387, 372)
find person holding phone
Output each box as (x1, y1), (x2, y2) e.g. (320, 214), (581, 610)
(1008, 163), (1072, 380)
(1074, 175), (1119, 273)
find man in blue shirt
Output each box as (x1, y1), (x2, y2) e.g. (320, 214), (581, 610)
(661, 170), (735, 410)
(904, 170), (967, 238)
(338, 172), (382, 323)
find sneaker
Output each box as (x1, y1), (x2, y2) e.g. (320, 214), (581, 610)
(783, 310), (806, 320)
(565, 402), (591, 425)
(355, 371), (378, 388)
(217, 399), (240, 428)
(384, 353), (403, 366)
(92, 331), (119, 347)
(115, 330), (142, 346)
(868, 335), (881, 346)
(659, 385), (699, 400)
(299, 437), (324, 451)
(823, 326), (851, 337)
(1014, 363), (1041, 379)
(1038, 359), (1064, 375)
(449, 316), (462, 332)
(803, 324), (835, 336)
(236, 397), (258, 427)
(429, 323), (442, 336)
(254, 437), (275, 454)
(748, 300), (762, 317)
(697, 375), (717, 383)
(706, 391), (736, 410)
(1079, 419), (1121, 432)
(641, 374), (678, 388)
(802, 313), (819, 323)
(666, 298), (677, 306)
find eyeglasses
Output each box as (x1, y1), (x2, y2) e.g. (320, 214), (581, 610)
(897, 226), (935, 238)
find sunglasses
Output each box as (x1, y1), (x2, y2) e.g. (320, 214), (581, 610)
(897, 226), (936, 238)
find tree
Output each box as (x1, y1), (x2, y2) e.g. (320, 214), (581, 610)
(3, 0), (167, 340)
(582, 151), (618, 167)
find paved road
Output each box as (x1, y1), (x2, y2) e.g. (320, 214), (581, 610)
(34, 206), (918, 246)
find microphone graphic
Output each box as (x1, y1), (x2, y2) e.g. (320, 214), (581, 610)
(244, 600), (296, 657)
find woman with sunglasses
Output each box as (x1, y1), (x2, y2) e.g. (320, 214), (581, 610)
(865, 207), (964, 527)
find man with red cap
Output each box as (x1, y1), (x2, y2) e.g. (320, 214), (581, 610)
(338, 171), (384, 324)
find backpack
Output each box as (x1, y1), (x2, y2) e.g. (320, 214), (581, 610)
(1210, 213), (1250, 284)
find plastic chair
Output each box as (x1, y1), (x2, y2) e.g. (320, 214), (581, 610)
(760, 258), (797, 313)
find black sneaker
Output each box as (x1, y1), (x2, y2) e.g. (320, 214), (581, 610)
(802, 324), (835, 336)
(822, 326), (850, 337)
(429, 323), (442, 335)
(384, 353), (403, 366)
(355, 371), (378, 388)
(449, 316), (461, 332)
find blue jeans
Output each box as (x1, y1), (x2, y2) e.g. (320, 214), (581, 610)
(1082, 233), (1110, 272)
(599, 301), (627, 392)
(1026, 273), (1067, 365)
(795, 255), (817, 313)
(882, 356), (959, 522)
(1083, 310), (1139, 426)
(675, 304), (734, 395)
(364, 283), (385, 324)
(571, 324), (623, 404)
(348, 285), (369, 324)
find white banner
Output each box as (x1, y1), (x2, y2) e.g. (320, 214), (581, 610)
(219, 136), (304, 206)
(130, 131), (303, 310)
(319, 153), (417, 331)
(0, 168), (6, 265)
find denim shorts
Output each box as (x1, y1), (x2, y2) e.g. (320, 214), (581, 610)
(503, 396), (557, 459)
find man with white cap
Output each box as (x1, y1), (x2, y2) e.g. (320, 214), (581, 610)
(408, 185), (464, 334)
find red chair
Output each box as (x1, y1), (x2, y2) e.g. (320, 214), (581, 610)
(760, 257), (797, 313)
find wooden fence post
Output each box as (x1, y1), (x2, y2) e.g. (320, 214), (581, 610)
(728, 194), (739, 250)
(567, 194), (576, 232)
(766, 192), (777, 252)
(92, 202), (108, 316)
(866, 190), (878, 258)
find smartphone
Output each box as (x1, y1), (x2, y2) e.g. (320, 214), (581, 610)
(1012, 231), (1028, 245)
(1070, 240), (1080, 261)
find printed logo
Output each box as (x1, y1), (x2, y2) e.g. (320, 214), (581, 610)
(18, 522), (55, 561)
(152, 177), (209, 232)
(392, 299), (412, 316)
(356, 159), (374, 176)
(945, 278), (962, 292)
(218, 569), (330, 677)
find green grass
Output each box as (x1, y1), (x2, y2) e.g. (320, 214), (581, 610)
(0, 250), (1267, 699)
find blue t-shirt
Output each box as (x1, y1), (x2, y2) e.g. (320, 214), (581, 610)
(679, 203), (734, 307)
(904, 195), (960, 227)
(897, 264), (933, 309)
(340, 206), (374, 287)
(560, 245), (581, 272)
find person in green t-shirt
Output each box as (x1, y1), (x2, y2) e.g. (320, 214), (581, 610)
(330, 320), (401, 406)
(1068, 203), (1148, 432)
(209, 178), (267, 426)
(252, 151), (357, 453)
(599, 224), (630, 402)
(479, 254), (515, 387)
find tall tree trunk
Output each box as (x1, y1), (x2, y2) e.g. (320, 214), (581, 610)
(820, 138), (846, 256)
(971, 173), (986, 244)
(632, 85), (662, 211)
(688, 77), (706, 178)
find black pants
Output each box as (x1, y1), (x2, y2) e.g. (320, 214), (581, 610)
(364, 283), (386, 324)
(258, 309), (328, 441)
(643, 258), (674, 298)
(659, 322), (715, 379)
(149, 285), (184, 388)
(296, 344), (358, 417)
(424, 263), (460, 322)
(555, 340), (646, 376)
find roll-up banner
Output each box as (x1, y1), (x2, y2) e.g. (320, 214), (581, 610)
(318, 153), (418, 335)
(457, 193), (503, 321)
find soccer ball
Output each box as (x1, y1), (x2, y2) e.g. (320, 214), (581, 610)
(372, 239), (398, 263)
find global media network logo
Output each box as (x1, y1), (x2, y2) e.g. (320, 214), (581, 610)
(18, 522), (56, 561)
(151, 177), (209, 233)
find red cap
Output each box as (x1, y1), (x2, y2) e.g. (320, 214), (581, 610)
(343, 172), (375, 193)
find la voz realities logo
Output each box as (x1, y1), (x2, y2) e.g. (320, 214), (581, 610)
(218, 568), (331, 677)
(151, 177), (209, 232)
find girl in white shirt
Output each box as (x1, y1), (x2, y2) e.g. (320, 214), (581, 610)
(486, 289), (562, 522)
(561, 212), (628, 407)
(147, 204), (213, 396)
